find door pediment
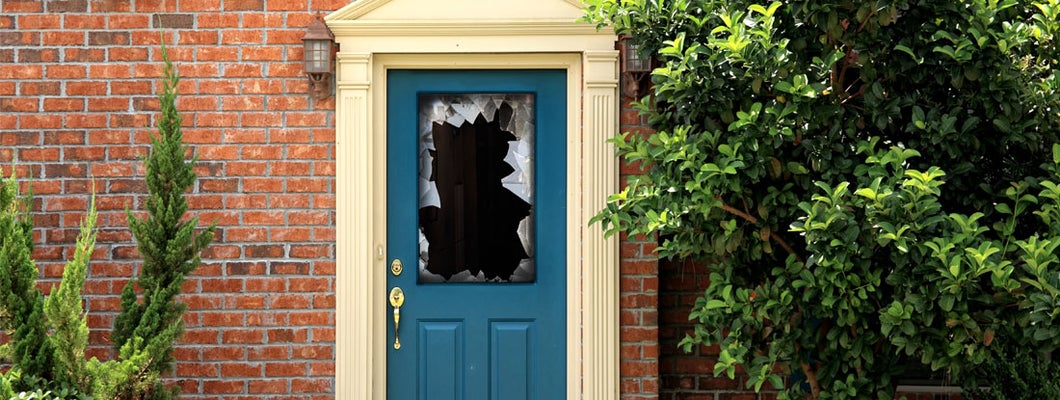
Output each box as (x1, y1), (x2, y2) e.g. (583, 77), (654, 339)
(327, 0), (587, 23)
(325, 0), (607, 40)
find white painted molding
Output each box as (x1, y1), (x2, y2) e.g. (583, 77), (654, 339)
(327, 20), (606, 37)
(333, 52), (380, 400)
(325, 0), (390, 21)
(328, 2), (619, 399)
(327, 0), (590, 23)
(582, 50), (620, 400)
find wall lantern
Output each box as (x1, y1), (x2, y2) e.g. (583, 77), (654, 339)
(618, 34), (652, 99)
(302, 15), (336, 100)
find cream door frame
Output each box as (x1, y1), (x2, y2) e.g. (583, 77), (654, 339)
(327, 3), (619, 399)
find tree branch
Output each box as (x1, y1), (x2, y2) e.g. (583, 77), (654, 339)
(790, 317), (821, 400)
(718, 201), (757, 224)
(718, 200), (801, 261)
(801, 361), (822, 399)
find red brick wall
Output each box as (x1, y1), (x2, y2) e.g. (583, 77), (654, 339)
(0, 0), (343, 397)
(4, 2), (668, 399)
(619, 95), (661, 399)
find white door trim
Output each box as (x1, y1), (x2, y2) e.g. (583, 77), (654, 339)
(328, 5), (619, 399)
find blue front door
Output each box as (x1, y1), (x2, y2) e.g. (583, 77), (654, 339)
(386, 69), (567, 400)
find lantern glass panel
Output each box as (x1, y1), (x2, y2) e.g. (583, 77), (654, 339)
(624, 41), (650, 73)
(305, 40), (330, 73)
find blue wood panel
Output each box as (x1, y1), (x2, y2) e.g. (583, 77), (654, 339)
(418, 321), (464, 400)
(490, 321), (534, 400)
(387, 70), (566, 400)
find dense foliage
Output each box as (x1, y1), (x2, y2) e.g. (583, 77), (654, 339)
(584, 0), (1060, 398)
(962, 349), (1060, 399)
(0, 47), (213, 399)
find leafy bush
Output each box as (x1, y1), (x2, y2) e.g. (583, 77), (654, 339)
(963, 349), (1060, 400)
(0, 46), (213, 400)
(0, 367), (91, 400)
(584, 0), (1060, 398)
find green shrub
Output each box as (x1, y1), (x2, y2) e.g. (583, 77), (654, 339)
(0, 45), (213, 400)
(585, 0), (1060, 399)
(963, 349), (1060, 400)
(0, 367), (91, 400)
(0, 169), (98, 399)
(107, 42), (216, 400)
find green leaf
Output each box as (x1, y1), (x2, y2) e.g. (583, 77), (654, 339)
(775, 81), (794, 94)
(705, 299), (728, 310)
(855, 187), (877, 200)
(993, 118), (1012, 133)
(939, 295), (955, 312)
(994, 203), (1012, 215)
(1033, 329), (1056, 341)
(894, 45), (922, 63)
(768, 374), (784, 390)
(787, 162), (809, 175)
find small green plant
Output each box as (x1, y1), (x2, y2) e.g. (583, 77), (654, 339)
(0, 367), (92, 400)
(108, 42), (216, 400)
(0, 169), (97, 399)
(0, 170), (52, 380)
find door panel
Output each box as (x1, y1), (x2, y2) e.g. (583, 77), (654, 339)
(386, 70), (566, 400)
(490, 321), (534, 400)
(419, 321), (464, 400)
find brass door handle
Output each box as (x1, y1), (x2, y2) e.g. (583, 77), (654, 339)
(389, 287), (405, 349)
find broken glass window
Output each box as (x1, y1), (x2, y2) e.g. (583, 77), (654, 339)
(417, 94), (535, 283)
